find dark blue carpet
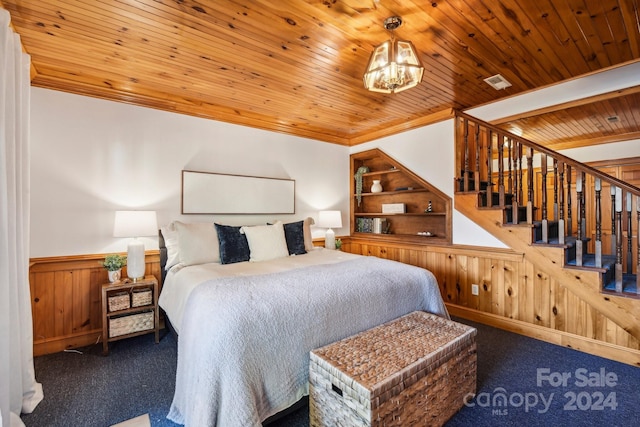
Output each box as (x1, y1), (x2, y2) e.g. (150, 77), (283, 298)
(21, 318), (640, 426)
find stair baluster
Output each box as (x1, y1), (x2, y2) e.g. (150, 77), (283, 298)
(541, 154), (549, 243)
(626, 193), (633, 275)
(615, 187), (623, 293)
(580, 171), (587, 239)
(553, 159), (559, 220)
(474, 123), (480, 192)
(507, 138), (513, 198)
(567, 165), (572, 237)
(517, 142), (523, 206)
(526, 147), (534, 224)
(498, 134), (505, 207)
(595, 178), (602, 268)
(611, 186), (617, 256)
(463, 118), (469, 192)
(576, 171), (584, 266)
(512, 140), (520, 225)
(487, 131), (494, 208)
(558, 161), (565, 245)
(637, 196), (639, 294)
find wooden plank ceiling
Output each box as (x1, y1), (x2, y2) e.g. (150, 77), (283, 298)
(2, 0), (640, 147)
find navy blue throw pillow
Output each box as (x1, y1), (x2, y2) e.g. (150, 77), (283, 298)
(283, 221), (307, 255)
(215, 223), (250, 264)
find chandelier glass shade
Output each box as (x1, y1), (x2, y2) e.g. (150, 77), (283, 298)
(363, 17), (424, 93)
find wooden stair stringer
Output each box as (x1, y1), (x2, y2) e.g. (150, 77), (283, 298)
(455, 192), (640, 342)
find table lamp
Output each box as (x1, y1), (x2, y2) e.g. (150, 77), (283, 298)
(113, 210), (158, 281)
(318, 210), (342, 250)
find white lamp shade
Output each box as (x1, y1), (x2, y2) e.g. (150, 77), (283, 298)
(113, 211), (158, 281)
(113, 211), (158, 238)
(318, 210), (342, 229)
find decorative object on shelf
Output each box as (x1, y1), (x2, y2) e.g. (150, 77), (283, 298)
(318, 210), (342, 250)
(371, 179), (383, 193)
(335, 238), (342, 251)
(113, 210), (158, 281)
(426, 200), (433, 212)
(354, 166), (370, 206)
(363, 16), (424, 94)
(372, 217), (388, 234)
(107, 270), (121, 283)
(382, 203), (406, 213)
(102, 254), (126, 283)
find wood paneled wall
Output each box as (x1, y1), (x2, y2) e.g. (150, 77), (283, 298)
(344, 238), (640, 367)
(28, 241), (640, 365)
(29, 252), (161, 356)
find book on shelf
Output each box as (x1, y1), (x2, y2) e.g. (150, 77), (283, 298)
(356, 217), (388, 234)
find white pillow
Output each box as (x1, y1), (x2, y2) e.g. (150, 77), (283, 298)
(241, 221), (289, 262)
(175, 221), (221, 266)
(303, 217), (315, 251)
(160, 223), (180, 271)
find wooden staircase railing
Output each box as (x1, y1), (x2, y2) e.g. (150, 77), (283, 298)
(455, 111), (640, 298)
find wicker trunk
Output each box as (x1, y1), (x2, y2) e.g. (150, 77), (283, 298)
(309, 311), (476, 427)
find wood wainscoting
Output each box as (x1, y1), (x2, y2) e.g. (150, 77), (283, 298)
(344, 237), (640, 367)
(29, 252), (161, 356)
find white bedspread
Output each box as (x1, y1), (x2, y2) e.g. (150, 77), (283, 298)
(163, 251), (448, 427)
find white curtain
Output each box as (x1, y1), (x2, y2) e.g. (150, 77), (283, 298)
(0, 9), (43, 427)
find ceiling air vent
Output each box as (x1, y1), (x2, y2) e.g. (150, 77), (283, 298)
(607, 115), (619, 123)
(484, 74), (512, 90)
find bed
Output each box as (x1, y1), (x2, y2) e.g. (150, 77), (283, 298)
(158, 219), (448, 427)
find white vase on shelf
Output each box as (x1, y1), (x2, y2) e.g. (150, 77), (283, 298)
(371, 180), (383, 193)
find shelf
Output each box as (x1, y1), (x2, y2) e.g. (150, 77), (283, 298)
(352, 232), (448, 242)
(106, 305), (154, 318)
(362, 168), (401, 177)
(356, 188), (429, 197)
(355, 212), (446, 217)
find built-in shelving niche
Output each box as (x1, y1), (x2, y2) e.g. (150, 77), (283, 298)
(350, 149), (452, 245)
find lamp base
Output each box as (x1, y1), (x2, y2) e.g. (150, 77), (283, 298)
(127, 239), (146, 280)
(324, 228), (336, 250)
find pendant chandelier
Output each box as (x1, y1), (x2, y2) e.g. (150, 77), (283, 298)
(363, 16), (424, 94)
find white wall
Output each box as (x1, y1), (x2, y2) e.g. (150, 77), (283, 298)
(30, 61), (640, 257)
(30, 88), (350, 257)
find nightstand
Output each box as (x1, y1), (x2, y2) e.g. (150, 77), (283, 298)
(101, 275), (159, 355)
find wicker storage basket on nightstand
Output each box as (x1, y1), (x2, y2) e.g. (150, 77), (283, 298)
(107, 291), (130, 312)
(309, 311), (477, 427)
(131, 288), (153, 307)
(108, 311), (154, 338)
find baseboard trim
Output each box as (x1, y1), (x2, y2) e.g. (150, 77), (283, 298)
(34, 330), (102, 356)
(447, 304), (640, 368)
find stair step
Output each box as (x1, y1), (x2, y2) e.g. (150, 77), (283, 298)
(565, 254), (617, 271)
(532, 235), (578, 247)
(478, 191), (513, 207)
(531, 220), (560, 241)
(504, 205), (528, 223)
(456, 178), (490, 192)
(603, 273), (639, 299)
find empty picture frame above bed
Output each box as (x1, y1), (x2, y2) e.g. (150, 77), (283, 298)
(181, 170), (295, 214)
